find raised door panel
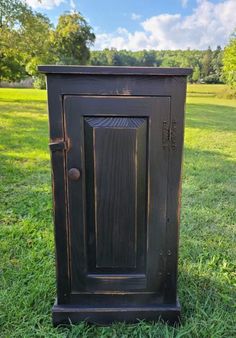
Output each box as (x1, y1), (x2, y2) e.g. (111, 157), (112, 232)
(84, 117), (147, 270)
(64, 96), (170, 294)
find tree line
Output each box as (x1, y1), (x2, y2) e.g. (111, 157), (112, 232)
(0, 0), (235, 89)
(89, 47), (223, 84)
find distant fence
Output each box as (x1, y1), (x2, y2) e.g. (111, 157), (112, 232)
(0, 78), (33, 88)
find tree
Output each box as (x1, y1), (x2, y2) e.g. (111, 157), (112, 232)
(0, 0), (30, 82)
(90, 50), (108, 65)
(223, 32), (236, 88)
(88, 48), (226, 84)
(140, 50), (157, 66)
(0, 0), (28, 27)
(0, 0), (54, 85)
(211, 45), (223, 83)
(104, 48), (123, 66)
(23, 13), (56, 88)
(52, 12), (95, 64)
(202, 46), (213, 78)
(192, 65), (201, 83)
(0, 2), (96, 87)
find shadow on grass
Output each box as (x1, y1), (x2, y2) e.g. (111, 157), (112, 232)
(186, 103), (236, 132)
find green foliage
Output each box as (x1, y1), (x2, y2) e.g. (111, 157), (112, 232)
(202, 47), (213, 77)
(0, 86), (236, 336)
(223, 32), (236, 88)
(212, 46), (223, 81)
(0, 0), (29, 82)
(89, 48), (224, 83)
(32, 74), (46, 89)
(52, 12), (95, 65)
(140, 50), (159, 66)
(0, 0), (54, 85)
(0, 1), (95, 86)
(1, 0), (233, 88)
(192, 65), (201, 83)
(0, 51), (25, 82)
(0, 0), (29, 26)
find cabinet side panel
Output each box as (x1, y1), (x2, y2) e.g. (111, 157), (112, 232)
(46, 76), (70, 303)
(165, 77), (187, 303)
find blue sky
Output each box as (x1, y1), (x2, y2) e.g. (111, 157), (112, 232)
(26, 0), (236, 50)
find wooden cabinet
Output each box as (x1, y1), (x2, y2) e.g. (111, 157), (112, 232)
(38, 66), (192, 325)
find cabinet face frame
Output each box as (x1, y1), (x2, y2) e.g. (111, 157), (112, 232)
(63, 95), (170, 297)
(42, 70), (189, 322)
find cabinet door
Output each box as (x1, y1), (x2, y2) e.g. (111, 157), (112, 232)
(64, 96), (170, 294)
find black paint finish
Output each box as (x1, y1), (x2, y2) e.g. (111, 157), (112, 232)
(38, 66), (191, 325)
(38, 65), (192, 76)
(85, 117), (145, 269)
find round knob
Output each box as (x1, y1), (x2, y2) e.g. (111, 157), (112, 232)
(68, 168), (81, 181)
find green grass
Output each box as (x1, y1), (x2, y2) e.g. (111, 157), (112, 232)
(0, 85), (236, 337)
(187, 84), (236, 100)
(187, 84), (228, 95)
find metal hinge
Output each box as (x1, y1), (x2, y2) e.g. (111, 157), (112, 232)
(162, 121), (177, 151)
(162, 121), (169, 149)
(49, 140), (68, 152)
(170, 121), (177, 151)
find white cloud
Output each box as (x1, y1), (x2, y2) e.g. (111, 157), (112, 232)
(131, 13), (141, 21)
(94, 0), (236, 51)
(181, 0), (188, 8)
(25, 0), (65, 10)
(94, 29), (151, 51)
(70, 0), (76, 10)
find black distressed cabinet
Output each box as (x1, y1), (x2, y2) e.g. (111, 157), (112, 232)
(38, 66), (192, 325)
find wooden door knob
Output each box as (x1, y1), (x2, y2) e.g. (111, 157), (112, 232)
(68, 168), (81, 181)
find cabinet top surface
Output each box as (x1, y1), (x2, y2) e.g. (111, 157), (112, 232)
(38, 65), (192, 76)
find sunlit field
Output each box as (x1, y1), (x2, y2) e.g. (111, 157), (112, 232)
(0, 85), (235, 337)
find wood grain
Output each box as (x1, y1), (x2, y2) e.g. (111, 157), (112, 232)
(85, 117), (147, 268)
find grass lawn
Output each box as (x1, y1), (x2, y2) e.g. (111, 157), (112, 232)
(0, 85), (236, 337)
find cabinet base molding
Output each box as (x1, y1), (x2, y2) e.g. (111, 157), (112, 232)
(52, 300), (181, 326)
